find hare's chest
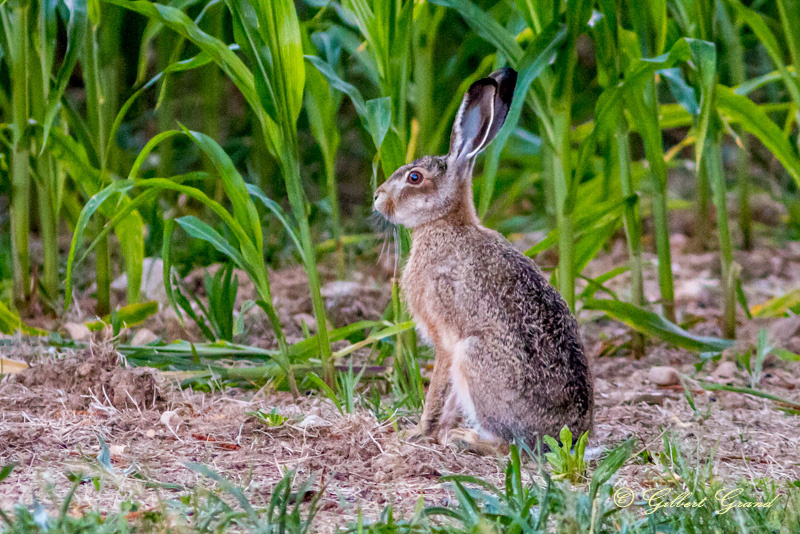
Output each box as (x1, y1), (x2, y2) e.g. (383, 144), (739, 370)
(401, 247), (465, 345)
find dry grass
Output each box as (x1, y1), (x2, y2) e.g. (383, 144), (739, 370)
(2, 234), (800, 530)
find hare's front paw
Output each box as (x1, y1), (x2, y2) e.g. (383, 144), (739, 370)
(403, 423), (435, 443)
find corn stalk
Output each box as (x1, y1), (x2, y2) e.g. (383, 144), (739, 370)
(2, 1), (31, 308)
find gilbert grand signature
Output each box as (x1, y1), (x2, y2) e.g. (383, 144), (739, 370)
(613, 487), (782, 515)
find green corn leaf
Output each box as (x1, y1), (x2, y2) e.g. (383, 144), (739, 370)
(660, 68), (700, 115)
(773, 348), (800, 362)
(717, 85), (800, 187)
(246, 183), (305, 262)
(574, 217), (622, 274)
(65, 179), (135, 287)
(102, 0), (261, 119)
(225, 0), (279, 129)
(128, 130), (184, 179)
(429, 0), (522, 63)
(734, 67), (797, 96)
(479, 22), (567, 216)
(85, 301), (159, 331)
(60, 176), (141, 310)
(749, 289), (800, 318)
(179, 126), (263, 255)
(173, 285), (216, 342)
(226, 0), (304, 155)
(0, 301), (47, 336)
(41, 0), (88, 151)
(727, 0), (800, 107)
(333, 320), (415, 359)
(526, 195), (635, 257)
(75, 174), (205, 269)
(162, 219), (181, 321)
(45, 128), (144, 308)
(175, 216), (247, 269)
(134, 0), (201, 83)
(584, 299), (735, 352)
(306, 53), (391, 147)
(304, 55), (368, 117)
(685, 38), (717, 170)
(305, 54), (392, 152)
(250, 0), (304, 124)
(379, 127), (406, 178)
(116, 212), (145, 307)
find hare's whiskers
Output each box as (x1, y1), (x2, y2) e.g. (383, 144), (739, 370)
(392, 225), (401, 280)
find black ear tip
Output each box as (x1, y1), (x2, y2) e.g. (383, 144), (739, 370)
(490, 67), (517, 83)
(467, 77), (497, 94)
(489, 67), (517, 102)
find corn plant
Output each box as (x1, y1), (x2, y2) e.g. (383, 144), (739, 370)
(594, 0), (645, 355)
(1, 1), (32, 308)
(624, 1), (677, 322)
(104, 0), (336, 384)
(65, 127), (299, 393)
(717, 2), (753, 251)
(26, 0), (84, 306)
(303, 28), (345, 277)
(339, 0), (413, 176)
(171, 262), (240, 342)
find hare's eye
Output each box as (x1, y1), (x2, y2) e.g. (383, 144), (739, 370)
(407, 171), (423, 185)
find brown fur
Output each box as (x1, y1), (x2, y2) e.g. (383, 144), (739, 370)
(376, 162), (594, 450)
(373, 70), (594, 450)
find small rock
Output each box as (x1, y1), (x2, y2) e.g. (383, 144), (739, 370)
(63, 322), (91, 341)
(295, 414), (330, 429)
(648, 366), (681, 386)
(145, 429), (156, 438)
(712, 361), (737, 381)
(111, 257), (170, 304)
(131, 328), (158, 345)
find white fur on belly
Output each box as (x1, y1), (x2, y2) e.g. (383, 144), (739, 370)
(449, 337), (479, 428)
(415, 321), (431, 344)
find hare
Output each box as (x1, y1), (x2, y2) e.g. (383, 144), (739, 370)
(373, 68), (593, 454)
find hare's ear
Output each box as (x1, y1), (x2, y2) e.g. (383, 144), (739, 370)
(448, 67), (517, 167)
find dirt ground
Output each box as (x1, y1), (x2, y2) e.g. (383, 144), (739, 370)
(2, 228), (800, 531)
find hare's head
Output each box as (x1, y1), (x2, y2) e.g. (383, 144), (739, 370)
(373, 68), (517, 228)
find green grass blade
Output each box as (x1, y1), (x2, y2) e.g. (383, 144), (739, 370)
(179, 126), (263, 255)
(583, 299), (734, 352)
